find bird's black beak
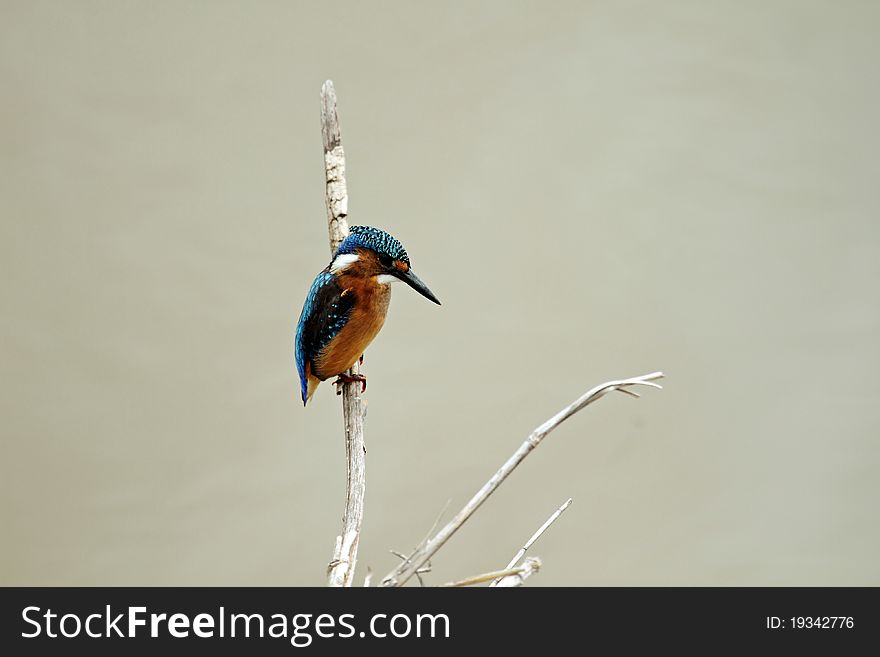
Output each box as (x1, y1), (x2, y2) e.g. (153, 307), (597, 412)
(399, 268), (441, 305)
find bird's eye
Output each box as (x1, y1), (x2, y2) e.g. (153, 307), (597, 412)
(378, 253), (393, 268)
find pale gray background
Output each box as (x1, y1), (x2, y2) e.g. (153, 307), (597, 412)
(2, 1), (878, 586)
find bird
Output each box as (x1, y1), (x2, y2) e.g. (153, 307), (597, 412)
(295, 225), (440, 405)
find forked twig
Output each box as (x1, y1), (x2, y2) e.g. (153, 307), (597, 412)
(381, 372), (664, 586)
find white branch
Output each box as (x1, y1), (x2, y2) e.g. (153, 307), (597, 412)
(322, 80), (367, 588)
(490, 498), (572, 587)
(380, 372), (664, 587)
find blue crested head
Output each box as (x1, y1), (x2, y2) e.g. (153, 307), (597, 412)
(335, 226), (410, 264)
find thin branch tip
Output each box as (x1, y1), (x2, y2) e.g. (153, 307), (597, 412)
(490, 497), (573, 586)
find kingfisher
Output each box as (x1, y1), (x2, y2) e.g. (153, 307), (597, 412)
(295, 225), (440, 405)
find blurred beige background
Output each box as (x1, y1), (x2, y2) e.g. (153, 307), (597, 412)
(2, 1), (878, 586)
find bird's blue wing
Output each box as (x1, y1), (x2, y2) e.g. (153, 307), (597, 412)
(294, 270), (354, 404)
(295, 271), (333, 402)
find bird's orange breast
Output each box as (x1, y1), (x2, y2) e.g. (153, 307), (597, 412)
(313, 277), (391, 380)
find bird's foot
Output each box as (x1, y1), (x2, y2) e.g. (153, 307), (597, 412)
(359, 354), (364, 365)
(334, 373), (367, 394)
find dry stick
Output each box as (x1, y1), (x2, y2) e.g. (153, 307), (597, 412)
(489, 497), (573, 587)
(380, 371), (665, 587)
(440, 558), (543, 588)
(322, 80), (366, 588)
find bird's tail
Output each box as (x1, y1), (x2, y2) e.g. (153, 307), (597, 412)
(302, 368), (320, 406)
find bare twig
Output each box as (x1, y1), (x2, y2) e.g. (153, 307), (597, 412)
(490, 498), (572, 586)
(442, 557), (543, 587)
(380, 372), (665, 587)
(322, 80), (367, 588)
